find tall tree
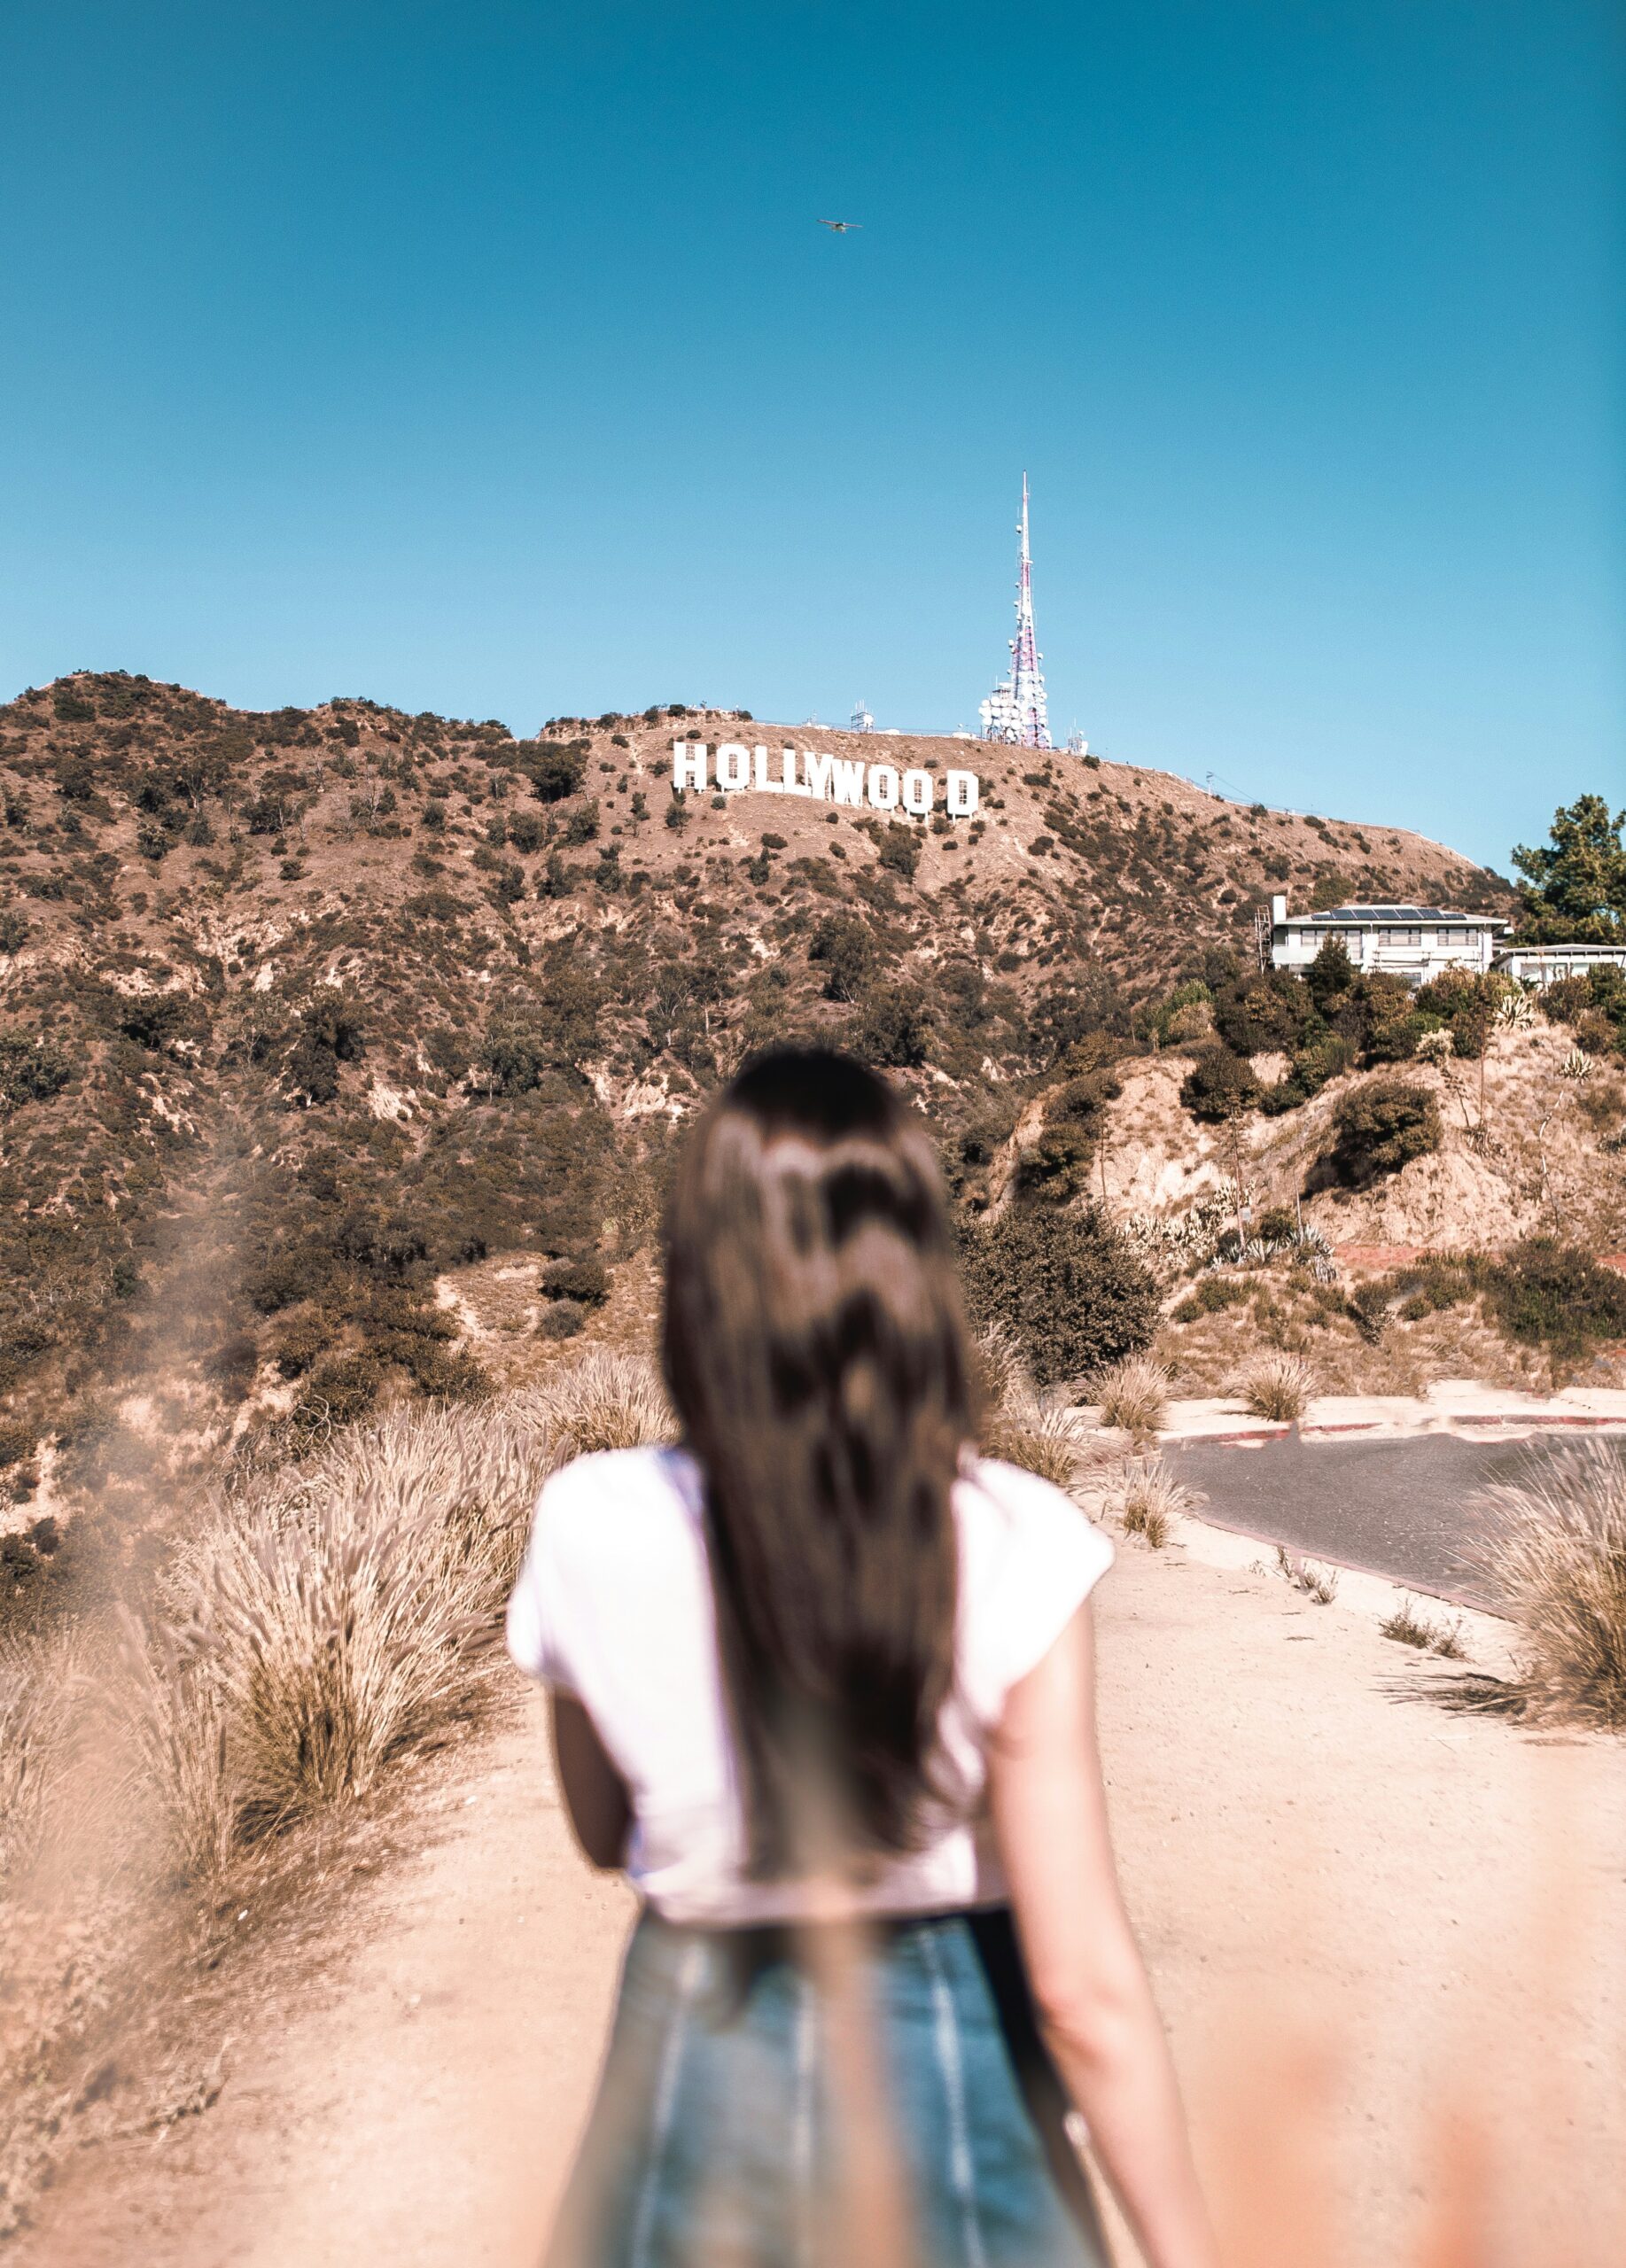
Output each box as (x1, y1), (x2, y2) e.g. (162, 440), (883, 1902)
(1512, 796), (1626, 941)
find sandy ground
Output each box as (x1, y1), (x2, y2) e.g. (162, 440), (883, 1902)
(10, 1540), (1625, 2268)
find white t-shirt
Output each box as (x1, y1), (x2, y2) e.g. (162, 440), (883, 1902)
(506, 1445), (1113, 1927)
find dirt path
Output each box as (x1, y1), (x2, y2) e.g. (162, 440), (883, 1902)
(12, 1542), (1626, 2266)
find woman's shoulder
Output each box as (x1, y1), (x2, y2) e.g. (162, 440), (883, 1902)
(957, 1451), (1105, 1545)
(953, 1456), (1115, 1703)
(508, 1446), (703, 1686)
(536, 1443), (701, 1552)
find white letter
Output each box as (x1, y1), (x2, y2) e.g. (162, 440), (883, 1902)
(829, 757), (866, 807)
(946, 767), (980, 818)
(902, 768), (932, 817)
(752, 746), (783, 794)
(802, 750), (834, 801)
(781, 748), (809, 796)
(867, 764), (899, 811)
(673, 739), (706, 791)
(716, 742), (751, 791)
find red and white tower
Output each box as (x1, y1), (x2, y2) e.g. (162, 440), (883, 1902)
(979, 474), (1052, 748)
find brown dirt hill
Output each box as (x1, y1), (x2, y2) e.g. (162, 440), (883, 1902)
(1096, 1037), (1626, 1397)
(0, 671), (1509, 1550)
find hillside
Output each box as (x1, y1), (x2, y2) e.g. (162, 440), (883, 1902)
(0, 670), (1513, 1538)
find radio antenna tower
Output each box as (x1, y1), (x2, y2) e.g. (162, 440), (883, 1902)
(979, 473), (1052, 748)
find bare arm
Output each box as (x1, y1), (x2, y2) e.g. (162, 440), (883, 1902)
(549, 1694), (632, 1870)
(989, 1604), (1218, 2268)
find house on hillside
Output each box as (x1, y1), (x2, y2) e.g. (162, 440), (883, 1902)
(1267, 894), (1506, 984)
(1494, 940), (1626, 987)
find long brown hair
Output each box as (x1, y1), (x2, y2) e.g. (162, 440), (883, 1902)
(662, 1047), (976, 1879)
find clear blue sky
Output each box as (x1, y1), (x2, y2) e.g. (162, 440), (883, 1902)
(2, 3), (1621, 873)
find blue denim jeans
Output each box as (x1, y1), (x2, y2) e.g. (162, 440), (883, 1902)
(547, 1907), (1109, 2268)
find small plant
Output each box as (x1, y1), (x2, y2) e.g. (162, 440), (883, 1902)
(1092, 1355), (1171, 1437)
(1474, 1441), (1626, 1724)
(1241, 1352), (1312, 1422)
(1276, 1544), (1339, 1604)
(1380, 1595), (1467, 1658)
(1117, 1456), (1201, 1548)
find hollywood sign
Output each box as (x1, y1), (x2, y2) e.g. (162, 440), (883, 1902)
(673, 741), (981, 819)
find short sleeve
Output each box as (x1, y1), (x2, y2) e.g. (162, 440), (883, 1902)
(505, 1472), (578, 1693)
(963, 1459), (1115, 1713)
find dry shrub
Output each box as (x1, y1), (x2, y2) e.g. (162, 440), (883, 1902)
(1475, 1441), (1626, 1725)
(127, 1400), (560, 1870)
(976, 1326), (1104, 1491)
(1117, 1455), (1201, 1549)
(984, 1398), (1102, 1492)
(1275, 1544), (1340, 1604)
(1241, 1351), (1313, 1422)
(0, 1629), (85, 1887)
(512, 1345), (677, 1460)
(1092, 1355), (1171, 1438)
(973, 1321), (1027, 1418)
(1379, 1595), (1466, 1660)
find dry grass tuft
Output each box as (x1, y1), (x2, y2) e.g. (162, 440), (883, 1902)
(1092, 1355), (1172, 1438)
(126, 1400), (561, 1872)
(1379, 1595), (1467, 1659)
(1241, 1351), (1313, 1422)
(0, 1629), (87, 1888)
(511, 1345), (677, 1461)
(1116, 1455), (1202, 1549)
(1474, 1441), (1626, 1725)
(976, 1326), (1106, 1491)
(984, 1398), (1103, 1492)
(973, 1322), (1028, 1418)
(1275, 1544), (1340, 1604)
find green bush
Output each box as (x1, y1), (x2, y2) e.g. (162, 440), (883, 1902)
(525, 741), (588, 802)
(1359, 972), (1427, 1063)
(877, 826), (920, 882)
(294, 1349), (385, 1428)
(1179, 1046), (1261, 1123)
(564, 800), (599, 846)
(1488, 1239), (1626, 1361)
(541, 1255), (608, 1304)
(1414, 969), (1496, 1060)
(1325, 1080), (1442, 1188)
(1539, 967), (1626, 1055)
(852, 987), (931, 1069)
(809, 915), (875, 1003)
(1171, 1276), (1249, 1321)
(1260, 1030), (1356, 1115)
(957, 1204), (1159, 1388)
(0, 1034), (70, 1110)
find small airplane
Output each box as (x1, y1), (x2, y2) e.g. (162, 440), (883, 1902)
(817, 218), (862, 232)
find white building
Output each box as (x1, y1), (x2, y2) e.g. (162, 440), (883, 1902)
(1268, 895), (1506, 984)
(1494, 940), (1626, 988)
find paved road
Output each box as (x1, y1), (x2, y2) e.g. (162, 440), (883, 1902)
(1164, 1431), (1626, 1609)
